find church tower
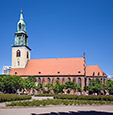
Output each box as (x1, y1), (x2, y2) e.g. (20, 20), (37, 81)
(12, 10), (31, 68)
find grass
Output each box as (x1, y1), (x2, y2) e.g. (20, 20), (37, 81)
(6, 99), (113, 107)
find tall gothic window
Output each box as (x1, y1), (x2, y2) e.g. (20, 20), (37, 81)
(104, 78), (106, 83)
(78, 78), (81, 87)
(27, 52), (29, 59)
(98, 72), (100, 77)
(16, 50), (21, 57)
(73, 78), (76, 83)
(18, 61), (20, 66)
(100, 78), (103, 83)
(57, 77), (60, 80)
(85, 78), (87, 86)
(88, 78), (91, 86)
(48, 78), (51, 83)
(68, 77), (71, 81)
(38, 78), (41, 83)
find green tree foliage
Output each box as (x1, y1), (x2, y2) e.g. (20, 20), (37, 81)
(44, 83), (53, 92)
(65, 80), (75, 89)
(36, 83), (44, 92)
(53, 80), (65, 94)
(0, 75), (36, 94)
(103, 80), (113, 95)
(23, 76), (36, 93)
(84, 78), (104, 95)
(65, 80), (82, 92)
(0, 75), (23, 93)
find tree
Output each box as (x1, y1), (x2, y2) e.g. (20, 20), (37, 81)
(24, 78), (36, 94)
(0, 75), (23, 94)
(84, 78), (103, 95)
(36, 83), (44, 93)
(44, 83), (53, 93)
(0, 76), (4, 92)
(65, 80), (75, 89)
(27, 76), (36, 82)
(53, 80), (65, 94)
(65, 80), (82, 92)
(103, 80), (113, 95)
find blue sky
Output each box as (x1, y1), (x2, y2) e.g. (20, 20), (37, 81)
(0, 0), (113, 75)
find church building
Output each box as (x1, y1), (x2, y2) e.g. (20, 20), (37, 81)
(9, 10), (107, 92)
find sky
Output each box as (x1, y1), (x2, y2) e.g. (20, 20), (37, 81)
(0, 0), (113, 75)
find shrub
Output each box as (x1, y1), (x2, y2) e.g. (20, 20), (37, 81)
(54, 94), (113, 101)
(0, 94), (31, 102)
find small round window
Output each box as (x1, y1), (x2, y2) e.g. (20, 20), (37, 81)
(78, 71), (81, 73)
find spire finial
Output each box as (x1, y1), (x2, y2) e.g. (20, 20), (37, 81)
(83, 52), (85, 59)
(20, 9), (23, 20)
(21, 9), (23, 14)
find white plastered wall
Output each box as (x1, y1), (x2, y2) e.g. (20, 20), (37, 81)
(12, 46), (30, 68)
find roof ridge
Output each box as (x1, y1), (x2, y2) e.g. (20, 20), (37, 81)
(29, 57), (83, 60)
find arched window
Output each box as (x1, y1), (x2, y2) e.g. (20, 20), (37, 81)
(62, 77), (65, 84)
(27, 52), (29, 59)
(57, 77), (59, 80)
(104, 78), (106, 83)
(98, 72), (100, 77)
(48, 78), (51, 83)
(19, 23), (21, 30)
(38, 78), (41, 83)
(42, 78), (45, 84)
(18, 61), (20, 66)
(25, 38), (27, 46)
(93, 72), (95, 76)
(88, 78), (91, 86)
(16, 50), (21, 57)
(68, 77), (71, 81)
(73, 78), (76, 83)
(85, 78), (87, 86)
(78, 78), (81, 87)
(100, 78), (103, 83)
(52, 78), (54, 84)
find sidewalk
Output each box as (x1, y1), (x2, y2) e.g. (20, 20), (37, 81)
(0, 105), (113, 115)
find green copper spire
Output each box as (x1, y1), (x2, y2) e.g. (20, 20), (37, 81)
(14, 10), (28, 46)
(17, 9), (26, 32)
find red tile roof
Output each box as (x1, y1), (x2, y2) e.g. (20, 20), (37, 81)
(9, 58), (85, 76)
(86, 65), (105, 76)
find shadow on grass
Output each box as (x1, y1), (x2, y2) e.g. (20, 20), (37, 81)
(31, 111), (113, 115)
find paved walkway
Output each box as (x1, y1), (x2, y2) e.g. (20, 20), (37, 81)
(0, 105), (113, 115)
(32, 96), (53, 100)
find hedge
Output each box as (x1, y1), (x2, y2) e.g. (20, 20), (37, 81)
(53, 95), (113, 101)
(0, 94), (31, 102)
(6, 99), (113, 107)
